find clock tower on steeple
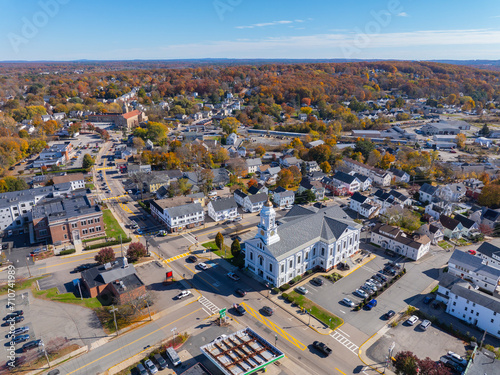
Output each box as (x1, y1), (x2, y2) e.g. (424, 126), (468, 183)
(256, 198), (280, 245)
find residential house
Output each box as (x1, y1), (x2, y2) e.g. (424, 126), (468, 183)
(280, 156), (302, 168)
(436, 273), (500, 339)
(304, 161), (321, 173)
(298, 178), (325, 200)
(476, 242), (500, 269)
(246, 158), (263, 174)
(143, 173), (170, 193)
(440, 214), (464, 239)
(417, 223), (444, 245)
(454, 214), (480, 238)
(370, 223), (431, 260)
(272, 187), (295, 208)
(447, 250), (500, 294)
(244, 204), (361, 287)
(260, 166), (281, 184)
(81, 257), (146, 304)
(436, 183), (467, 202)
(150, 199), (204, 232)
(349, 192), (379, 219)
(350, 173), (372, 191)
(248, 183), (268, 196)
(207, 197), (238, 222)
(389, 168), (411, 183)
(330, 171), (361, 193)
(419, 183), (438, 203)
(425, 203), (452, 221)
(233, 190), (268, 213)
(480, 208), (500, 231)
(308, 171), (327, 181)
(342, 158), (392, 186)
(226, 133), (238, 145)
(306, 140), (325, 148)
(372, 189), (411, 214)
(52, 173), (85, 191)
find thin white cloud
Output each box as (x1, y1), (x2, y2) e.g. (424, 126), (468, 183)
(236, 20), (299, 29)
(397, 12), (409, 17)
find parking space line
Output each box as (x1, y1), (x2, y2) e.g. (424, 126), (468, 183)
(240, 302), (307, 351)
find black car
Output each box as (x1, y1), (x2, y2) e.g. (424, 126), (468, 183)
(187, 255), (197, 263)
(233, 303), (246, 315)
(1, 315), (24, 326)
(74, 264), (95, 273)
(22, 339), (42, 352)
(262, 306), (274, 316)
(235, 288), (247, 297)
(423, 296), (434, 305)
(311, 277), (324, 286)
(384, 310), (396, 320)
(3, 311), (23, 321)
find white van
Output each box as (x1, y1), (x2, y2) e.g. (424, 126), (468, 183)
(166, 347), (181, 367)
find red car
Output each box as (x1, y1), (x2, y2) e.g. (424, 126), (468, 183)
(468, 250), (477, 256)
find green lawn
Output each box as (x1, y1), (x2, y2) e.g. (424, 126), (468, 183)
(33, 287), (102, 309)
(288, 291), (343, 330)
(438, 241), (453, 250)
(202, 241), (244, 267)
(102, 209), (127, 240)
(0, 276), (45, 295)
(85, 183), (95, 190)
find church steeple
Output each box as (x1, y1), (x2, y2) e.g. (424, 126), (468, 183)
(256, 198), (280, 245)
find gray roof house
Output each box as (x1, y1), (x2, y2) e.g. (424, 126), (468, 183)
(207, 197), (238, 222)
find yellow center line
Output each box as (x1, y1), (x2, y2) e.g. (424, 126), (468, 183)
(66, 307), (202, 375)
(335, 368), (347, 375)
(240, 302), (307, 351)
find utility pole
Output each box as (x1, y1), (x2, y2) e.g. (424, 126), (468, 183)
(77, 280), (83, 300)
(171, 327), (177, 347)
(275, 335), (278, 348)
(145, 298), (152, 321)
(110, 305), (119, 336)
(479, 329), (487, 349)
(120, 234), (123, 258)
(308, 309), (311, 326)
(40, 337), (50, 368)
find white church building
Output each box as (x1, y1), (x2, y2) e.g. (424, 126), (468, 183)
(244, 201), (362, 287)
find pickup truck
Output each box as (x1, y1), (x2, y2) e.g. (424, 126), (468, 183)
(313, 341), (332, 356)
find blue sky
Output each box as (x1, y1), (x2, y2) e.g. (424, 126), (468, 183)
(1, 0), (500, 61)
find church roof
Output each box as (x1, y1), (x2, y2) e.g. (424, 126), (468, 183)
(253, 205), (361, 261)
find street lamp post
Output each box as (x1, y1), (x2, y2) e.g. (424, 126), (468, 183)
(25, 256), (32, 278)
(308, 309), (311, 326)
(171, 327), (177, 347)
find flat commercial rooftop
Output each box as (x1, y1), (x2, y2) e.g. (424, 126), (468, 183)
(200, 327), (284, 375)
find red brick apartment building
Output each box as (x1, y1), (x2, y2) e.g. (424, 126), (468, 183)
(87, 110), (148, 129)
(32, 194), (104, 244)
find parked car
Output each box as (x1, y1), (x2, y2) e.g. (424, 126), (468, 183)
(187, 255), (197, 262)
(360, 285), (374, 295)
(1, 315), (23, 326)
(384, 310), (396, 320)
(423, 296), (434, 305)
(233, 303), (246, 315)
(364, 299), (377, 310)
(212, 334), (228, 342)
(235, 288), (247, 297)
(355, 289), (369, 298)
(176, 290), (192, 299)
(74, 263), (95, 273)
(446, 351), (467, 367)
(12, 326), (29, 336)
(295, 286), (308, 295)
(313, 341), (332, 356)
(342, 298), (355, 307)
(369, 279), (382, 288)
(158, 230), (167, 237)
(22, 339), (42, 352)
(227, 272), (240, 281)
(419, 319), (431, 331)
(197, 262), (208, 270)
(365, 281), (378, 291)
(3, 311), (23, 321)
(262, 306), (274, 316)
(376, 272), (388, 282)
(406, 315), (419, 326)
(311, 277), (324, 286)
(144, 359), (158, 374)
(153, 353), (167, 370)
(12, 334), (30, 344)
(467, 249), (476, 255)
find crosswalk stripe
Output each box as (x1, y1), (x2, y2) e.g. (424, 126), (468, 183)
(330, 330), (359, 354)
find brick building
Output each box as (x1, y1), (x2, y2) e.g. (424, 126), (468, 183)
(31, 194), (104, 244)
(87, 110), (147, 129)
(81, 258), (146, 304)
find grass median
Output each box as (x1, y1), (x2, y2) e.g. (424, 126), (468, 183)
(202, 241), (244, 267)
(103, 209), (127, 240)
(33, 287), (102, 309)
(287, 290), (343, 330)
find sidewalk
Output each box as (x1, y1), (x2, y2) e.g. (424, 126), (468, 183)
(358, 325), (397, 375)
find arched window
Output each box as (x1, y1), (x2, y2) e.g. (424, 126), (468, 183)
(259, 256), (263, 266)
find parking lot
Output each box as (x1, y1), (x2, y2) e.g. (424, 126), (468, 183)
(366, 319), (467, 364)
(303, 244), (452, 337)
(0, 290), (105, 357)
